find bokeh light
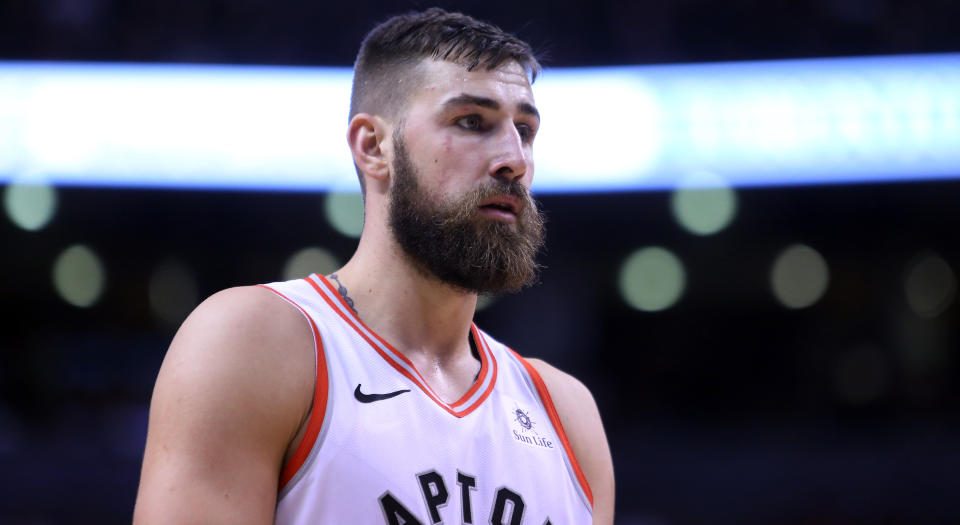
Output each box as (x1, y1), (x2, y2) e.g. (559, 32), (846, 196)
(670, 172), (738, 236)
(3, 182), (58, 231)
(52, 244), (106, 308)
(618, 246), (686, 312)
(476, 294), (496, 312)
(283, 247), (340, 281)
(148, 258), (199, 325)
(324, 192), (364, 238)
(904, 252), (956, 318)
(770, 244), (830, 309)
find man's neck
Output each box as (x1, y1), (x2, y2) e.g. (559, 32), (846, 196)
(331, 237), (478, 363)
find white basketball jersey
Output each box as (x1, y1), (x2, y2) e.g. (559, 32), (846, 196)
(261, 274), (593, 525)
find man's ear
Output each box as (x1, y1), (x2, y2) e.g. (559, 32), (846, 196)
(347, 113), (390, 183)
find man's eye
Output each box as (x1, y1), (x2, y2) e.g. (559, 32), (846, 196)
(517, 123), (536, 142)
(456, 115), (483, 130)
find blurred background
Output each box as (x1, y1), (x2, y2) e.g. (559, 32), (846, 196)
(2, 0), (960, 523)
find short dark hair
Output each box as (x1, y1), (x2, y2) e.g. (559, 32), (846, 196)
(350, 8), (540, 122)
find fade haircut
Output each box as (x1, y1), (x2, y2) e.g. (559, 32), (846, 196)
(349, 8), (541, 193)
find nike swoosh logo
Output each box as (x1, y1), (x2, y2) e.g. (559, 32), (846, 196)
(354, 384), (411, 403)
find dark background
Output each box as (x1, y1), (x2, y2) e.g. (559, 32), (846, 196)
(2, 1), (960, 523)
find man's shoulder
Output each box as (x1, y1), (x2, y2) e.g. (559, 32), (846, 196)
(522, 358), (589, 397)
(162, 284), (316, 403)
(135, 284), (316, 523)
(196, 284), (298, 318)
(488, 343), (591, 403)
(153, 283), (317, 446)
(181, 285), (309, 345)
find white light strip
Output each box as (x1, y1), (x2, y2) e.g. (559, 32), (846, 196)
(1, 55), (958, 192)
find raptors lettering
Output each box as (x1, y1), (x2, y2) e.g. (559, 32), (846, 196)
(379, 470), (552, 525)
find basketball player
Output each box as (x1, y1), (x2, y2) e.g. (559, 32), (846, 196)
(134, 8), (614, 524)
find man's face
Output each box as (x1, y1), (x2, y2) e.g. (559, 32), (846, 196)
(387, 59), (545, 294)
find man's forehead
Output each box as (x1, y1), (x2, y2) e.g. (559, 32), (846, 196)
(413, 59), (535, 108)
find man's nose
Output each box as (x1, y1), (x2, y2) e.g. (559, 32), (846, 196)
(489, 126), (529, 182)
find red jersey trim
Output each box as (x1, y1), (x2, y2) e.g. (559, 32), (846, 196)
(453, 326), (499, 412)
(305, 274), (496, 418)
(510, 349), (594, 508)
(256, 284), (330, 491)
(449, 325), (492, 409)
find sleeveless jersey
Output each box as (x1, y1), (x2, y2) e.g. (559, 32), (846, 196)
(260, 274), (593, 525)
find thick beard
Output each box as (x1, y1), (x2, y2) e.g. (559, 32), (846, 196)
(388, 133), (546, 295)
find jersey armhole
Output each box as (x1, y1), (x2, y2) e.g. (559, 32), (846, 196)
(256, 284), (331, 492)
(509, 349), (594, 508)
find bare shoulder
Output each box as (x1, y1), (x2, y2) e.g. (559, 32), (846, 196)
(525, 358), (595, 415)
(134, 285), (315, 524)
(526, 358), (615, 525)
(155, 285), (316, 429)
(165, 285), (313, 367)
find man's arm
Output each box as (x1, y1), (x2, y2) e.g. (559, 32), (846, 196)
(527, 359), (615, 525)
(133, 286), (315, 525)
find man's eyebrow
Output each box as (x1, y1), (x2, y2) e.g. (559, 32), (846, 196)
(443, 94), (501, 112)
(519, 102), (540, 122)
(442, 94), (540, 122)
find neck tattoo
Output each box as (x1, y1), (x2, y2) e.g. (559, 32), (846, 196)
(328, 274), (359, 316)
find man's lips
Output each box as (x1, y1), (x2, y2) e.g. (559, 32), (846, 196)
(478, 195), (521, 216)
